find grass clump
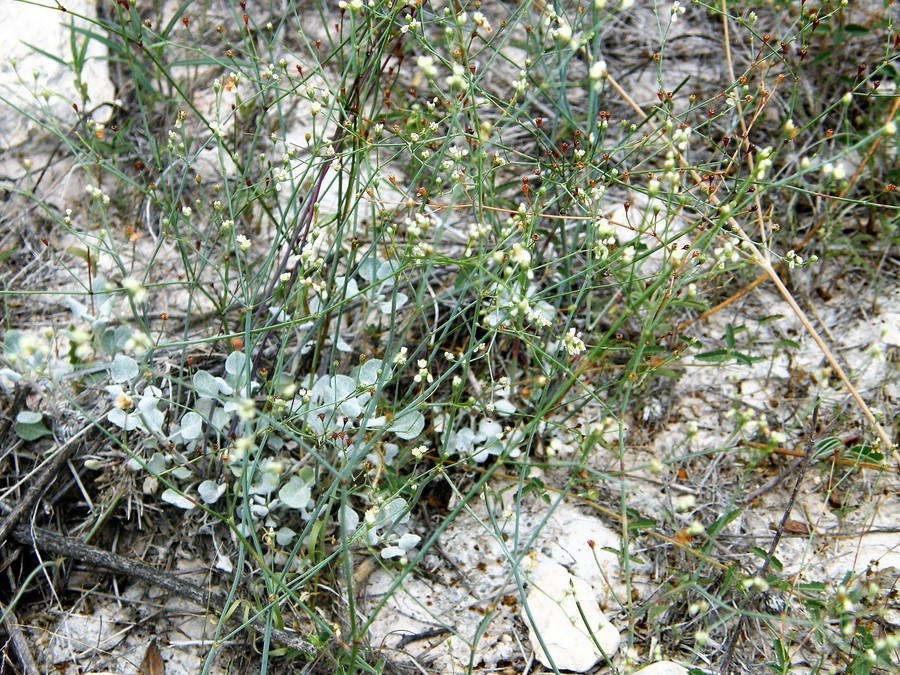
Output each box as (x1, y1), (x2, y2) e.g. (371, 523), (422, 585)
(0, 0), (897, 673)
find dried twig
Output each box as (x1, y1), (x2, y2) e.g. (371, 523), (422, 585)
(7, 524), (314, 654)
(0, 599), (40, 675)
(0, 424), (89, 547)
(720, 407), (820, 673)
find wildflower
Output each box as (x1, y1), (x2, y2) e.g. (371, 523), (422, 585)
(884, 120), (897, 135)
(122, 277), (147, 303)
(784, 249), (803, 269)
(446, 62), (468, 90)
(413, 359), (433, 384)
(85, 185), (110, 205)
(671, 1), (686, 21)
(393, 346), (408, 366)
(237, 398), (256, 421)
(472, 11), (492, 32)
(589, 59), (608, 91)
(512, 70), (528, 94)
(411, 445), (427, 459)
(563, 328), (586, 356)
(114, 391), (133, 410)
(510, 242), (531, 269)
(552, 20), (574, 46)
(236, 234), (252, 251)
(686, 521), (705, 536)
(675, 494), (696, 512)
(417, 55), (437, 79)
(124, 332), (153, 355)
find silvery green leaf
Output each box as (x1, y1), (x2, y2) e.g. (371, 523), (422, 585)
(275, 527), (296, 546)
(388, 411), (424, 440)
(370, 498), (408, 530)
(210, 407), (230, 430)
(339, 505), (359, 534)
(355, 358), (385, 386)
(250, 471), (280, 496)
(380, 545), (405, 559)
(278, 476), (311, 509)
(380, 292), (408, 314)
(225, 350), (247, 376)
(193, 370), (232, 398)
(376, 260), (397, 284)
(180, 411), (203, 441)
(397, 532), (421, 551)
(0, 368), (22, 383)
(198, 480), (225, 504)
(16, 411), (43, 425)
(171, 466), (192, 480)
(161, 488), (195, 510)
(477, 418), (503, 441)
(14, 411), (51, 441)
(360, 415), (386, 429)
(450, 427), (475, 454)
(66, 298), (90, 321)
(339, 397), (362, 419)
(356, 258), (380, 283)
(269, 305), (288, 322)
(110, 354), (139, 383)
(493, 399), (517, 415)
(108, 408), (141, 432)
(147, 452), (168, 474)
(332, 375), (355, 400)
(141, 408), (164, 435)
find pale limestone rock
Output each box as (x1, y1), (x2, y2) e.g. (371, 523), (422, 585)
(0, 0), (114, 148)
(524, 562), (620, 672)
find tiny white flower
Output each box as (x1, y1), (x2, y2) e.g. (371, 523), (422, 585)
(236, 234), (252, 251)
(589, 59), (608, 88)
(675, 494), (696, 512)
(563, 327), (586, 356)
(472, 11), (492, 32)
(122, 276), (147, 303)
(237, 398), (256, 421)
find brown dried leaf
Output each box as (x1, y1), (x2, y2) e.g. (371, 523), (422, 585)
(783, 519), (811, 535)
(138, 640), (165, 675)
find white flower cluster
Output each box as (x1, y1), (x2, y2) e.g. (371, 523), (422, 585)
(753, 146), (774, 180)
(563, 328), (586, 356)
(85, 184), (110, 206)
(544, 10), (576, 47)
(592, 216), (617, 260)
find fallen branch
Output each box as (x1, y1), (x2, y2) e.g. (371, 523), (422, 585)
(8, 524), (314, 654)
